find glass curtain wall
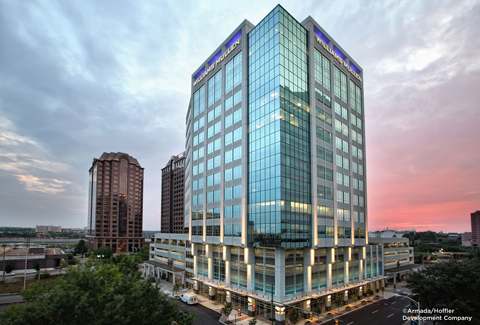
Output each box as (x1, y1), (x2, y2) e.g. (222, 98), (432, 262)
(248, 5), (311, 249)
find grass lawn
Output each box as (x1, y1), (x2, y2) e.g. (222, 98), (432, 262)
(0, 275), (63, 295)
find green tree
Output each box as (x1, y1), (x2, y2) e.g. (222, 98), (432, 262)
(138, 244), (150, 261)
(2, 258), (194, 325)
(288, 309), (300, 325)
(173, 283), (181, 297)
(248, 317), (257, 325)
(73, 240), (88, 256)
(333, 297), (343, 313)
(90, 245), (114, 259)
(406, 258), (480, 324)
(5, 263), (13, 274)
(221, 303), (232, 321)
(34, 263), (40, 272)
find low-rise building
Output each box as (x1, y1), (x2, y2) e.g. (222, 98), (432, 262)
(1, 247), (68, 272)
(36, 225), (62, 233)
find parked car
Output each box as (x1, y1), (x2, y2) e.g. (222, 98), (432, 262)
(180, 293), (198, 305)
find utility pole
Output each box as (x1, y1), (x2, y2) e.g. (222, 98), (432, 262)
(2, 244), (6, 282)
(24, 250), (28, 289)
(271, 283), (274, 325)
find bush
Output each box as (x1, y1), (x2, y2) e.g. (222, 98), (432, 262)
(5, 264), (13, 274)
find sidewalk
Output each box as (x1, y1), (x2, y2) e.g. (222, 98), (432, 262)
(154, 280), (401, 325)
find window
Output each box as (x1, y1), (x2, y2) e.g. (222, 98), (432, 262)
(315, 88), (332, 108)
(316, 107), (332, 125)
(225, 187), (232, 200)
(314, 50), (331, 91)
(334, 102), (348, 120)
(336, 154), (350, 170)
(233, 108), (242, 123)
(335, 119), (349, 137)
(317, 205), (334, 219)
(193, 85), (205, 118)
(316, 126), (332, 144)
(225, 52), (242, 93)
(225, 168), (232, 181)
(335, 137), (349, 153)
(233, 127), (242, 142)
(225, 131), (233, 145)
(317, 185), (334, 201)
(208, 71), (222, 107)
(334, 67), (347, 102)
(194, 117), (204, 132)
(233, 146), (242, 160)
(225, 150), (232, 163)
(350, 80), (362, 115)
(225, 113), (233, 128)
(317, 165), (333, 182)
(337, 191), (350, 204)
(317, 146), (333, 163)
(233, 89), (242, 106)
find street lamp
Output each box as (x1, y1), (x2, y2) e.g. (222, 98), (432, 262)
(394, 293), (420, 325)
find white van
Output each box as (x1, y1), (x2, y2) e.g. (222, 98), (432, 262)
(180, 293), (198, 305)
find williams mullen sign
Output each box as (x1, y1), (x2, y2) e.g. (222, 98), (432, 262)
(316, 36), (363, 83)
(193, 38), (241, 87)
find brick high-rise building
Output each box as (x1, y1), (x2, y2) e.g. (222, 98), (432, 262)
(471, 210), (480, 247)
(86, 152), (145, 252)
(161, 152), (187, 233)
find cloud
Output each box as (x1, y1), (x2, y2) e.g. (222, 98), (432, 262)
(16, 174), (71, 194)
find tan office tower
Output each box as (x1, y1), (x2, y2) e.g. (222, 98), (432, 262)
(86, 152), (145, 252)
(161, 152), (187, 233)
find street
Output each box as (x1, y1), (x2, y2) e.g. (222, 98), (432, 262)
(323, 295), (413, 325)
(173, 298), (223, 325)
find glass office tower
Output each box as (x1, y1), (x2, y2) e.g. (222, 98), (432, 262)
(184, 6), (383, 324)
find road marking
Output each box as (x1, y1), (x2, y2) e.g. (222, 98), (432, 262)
(392, 301), (397, 304)
(204, 305), (210, 308)
(372, 310), (379, 314)
(346, 322), (353, 325)
(387, 314), (394, 318)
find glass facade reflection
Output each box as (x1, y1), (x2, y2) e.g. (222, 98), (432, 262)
(248, 6), (311, 249)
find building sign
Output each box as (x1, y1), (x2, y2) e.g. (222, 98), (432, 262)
(193, 38), (241, 87)
(315, 36), (363, 83)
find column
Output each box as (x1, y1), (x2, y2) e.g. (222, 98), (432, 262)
(326, 295), (332, 311)
(275, 249), (285, 301)
(275, 305), (286, 325)
(209, 287), (216, 300)
(304, 248), (313, 294)
(327, 248), (334, 288)
(248, 297), (256, 317)
(226, 291), (232, 304)
(303, 299), (311, 319)
(223, 245), (231, 286)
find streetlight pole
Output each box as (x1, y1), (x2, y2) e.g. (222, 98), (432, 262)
(2, 244), (6, 282)
(394, 294), (421, 325)
(24, 250), (28, 289)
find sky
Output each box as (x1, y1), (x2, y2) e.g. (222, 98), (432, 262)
(0, 0), (479, 233)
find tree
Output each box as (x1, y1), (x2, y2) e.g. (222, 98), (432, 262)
(90, 245), (113, 259)
(2, 257), (194, 325)
(173, 283), (181, 297)
(333, 297), (343, 313)
(406, 258), (480, 324)
(34, 263), (40, 272)
(351, 294), (358, 306)
(5, 263), (13, 274)
(288, 309), (300, 325)
(138, 244), (150, 261)
(248, 318), (257, 325)
(221, 303), (232, 321)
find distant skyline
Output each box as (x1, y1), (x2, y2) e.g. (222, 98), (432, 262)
(0, 1), (479, 233)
